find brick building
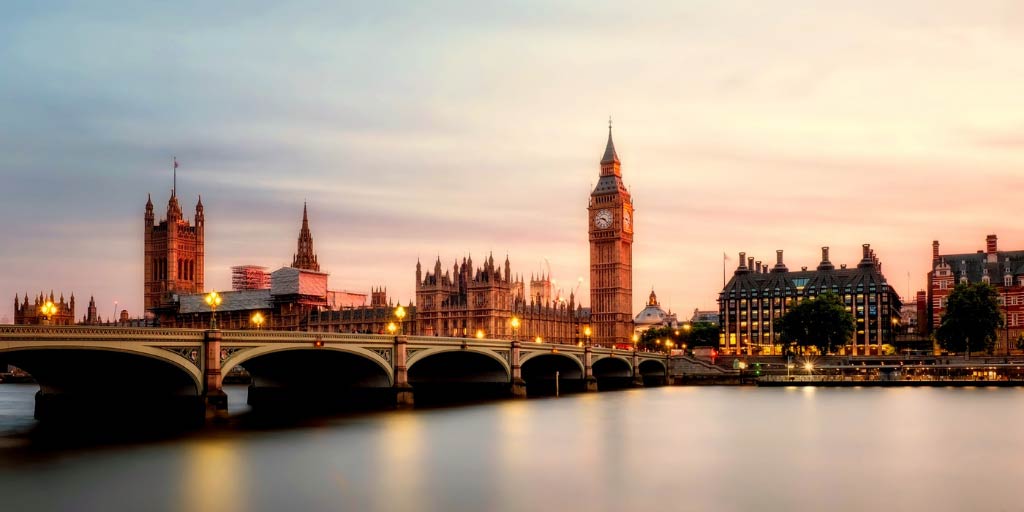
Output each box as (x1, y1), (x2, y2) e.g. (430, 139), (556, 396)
(413, 254), (588, 343)
(13, 292), (76, 325)
(927, 235), (1024, 353)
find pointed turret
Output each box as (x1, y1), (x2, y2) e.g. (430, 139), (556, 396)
(291, 202), (320, 272)
(601, 121), (620, 165)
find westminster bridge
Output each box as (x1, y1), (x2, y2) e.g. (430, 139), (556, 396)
(0, 325), (669, 424)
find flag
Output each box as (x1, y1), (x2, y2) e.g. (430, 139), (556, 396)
(174, 157), (179, 169)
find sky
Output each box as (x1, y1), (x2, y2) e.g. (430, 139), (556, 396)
(2, 1), (1024, 322)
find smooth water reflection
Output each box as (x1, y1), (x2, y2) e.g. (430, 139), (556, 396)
(2, 384), (1024, 511)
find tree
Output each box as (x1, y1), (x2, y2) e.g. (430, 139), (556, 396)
(777, 292), (855, 354)
(688, 322), (720, 348)
(935, 282), (1003, 357)
(635, 322), (720, 353)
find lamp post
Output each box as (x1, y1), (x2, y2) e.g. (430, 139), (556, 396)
(632, 333), (639, 352)
(394, 305), (406, 335)
(475, 329), (485, 340)
(535, 336), (543, 344)
(583, 325), (592, 347)
(387, 322), (397, 336)
(39, 300), (57, 325)
(250, 311), (265, 330)
(510, 316), (520, 341)
(204, 291), (222, 330)
(804, 361), (814, 378)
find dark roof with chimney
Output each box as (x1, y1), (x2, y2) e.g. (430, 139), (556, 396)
(937, 250), (1024, 282)
(721, 245), (899, 305)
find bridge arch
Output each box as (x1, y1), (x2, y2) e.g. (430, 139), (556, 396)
(407, 347), (511, 404)
(221, 344), (393, 387)
(592, 355), (633, 378)
(0, 343), (203, 393)
(638, 359), (667, 375)
(223, 345), (395, 411)
(519, 350), (584, 373)
(407, 347), (511, 380)
(520, 352), (585, 396)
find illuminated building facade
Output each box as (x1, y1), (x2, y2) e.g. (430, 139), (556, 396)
(718, 245), (902, 355)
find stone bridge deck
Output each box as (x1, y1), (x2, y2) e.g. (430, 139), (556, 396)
(0, 325), (668, 423)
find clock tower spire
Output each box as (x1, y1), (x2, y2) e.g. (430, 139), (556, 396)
(589, 121), (634, 348)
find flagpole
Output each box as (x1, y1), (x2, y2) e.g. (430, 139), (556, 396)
(173, 156), (177, 196)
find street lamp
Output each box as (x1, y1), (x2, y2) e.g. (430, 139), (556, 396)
(394, 305), (407, 335)
(387, 322), (397, 335)
(535, 336), (543, 344)
(632, 333), (639, 351)
(39, 300), (57, 325)
(665, 340), (675, 354)
(804, 361), (814, 377)
(510, 316), (520, 341)
(204, 291), (222, 329)
(583, 325), (592, 346)
(476, 329), (485, 339)
(250, 311), (265, 330)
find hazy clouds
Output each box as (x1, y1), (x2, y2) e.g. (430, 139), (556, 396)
(2, 1), (1024, 316)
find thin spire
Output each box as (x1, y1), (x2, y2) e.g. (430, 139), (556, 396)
(601, 119), (619, 165)
(291, 203), (320, 272)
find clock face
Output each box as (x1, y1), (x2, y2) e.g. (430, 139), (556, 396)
(594, 209), (613, 229)
(623, 209), (631, 230)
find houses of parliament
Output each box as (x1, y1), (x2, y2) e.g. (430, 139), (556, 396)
(16, 127), (637, 345)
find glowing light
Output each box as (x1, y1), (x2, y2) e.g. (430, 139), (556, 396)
(39, 300), (57, 318)
(204, 291), (222, 307)
(535, 336), (543, 344)
(476, 329), (485, 339)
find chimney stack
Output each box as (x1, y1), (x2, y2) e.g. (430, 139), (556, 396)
(748, 257), (754, 270)
(756, 261), (762, 273)
(986, 235), (998, 263)
(739, 252), (747, 269)
(772, 250), (788, 273)
(932, 240), (940, 261)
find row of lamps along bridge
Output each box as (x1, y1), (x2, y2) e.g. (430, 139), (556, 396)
(197, 291), (673, 353)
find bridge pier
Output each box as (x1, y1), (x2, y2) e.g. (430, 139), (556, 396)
(510, 340), (527, 398)
(583, 345), (598, 392)
(203, 329), (229, 421)
(632, 350), (644, 387)
(393, 335), (414, 408)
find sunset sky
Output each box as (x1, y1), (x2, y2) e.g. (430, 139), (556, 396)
(3, 1), (1024, 321)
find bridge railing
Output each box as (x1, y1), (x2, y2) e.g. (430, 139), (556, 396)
(0, 325), (206, 342)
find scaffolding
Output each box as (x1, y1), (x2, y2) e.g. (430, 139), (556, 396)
(231, 265), (271, 291)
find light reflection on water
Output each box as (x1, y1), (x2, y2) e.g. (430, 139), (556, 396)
(2, 384), (1024, 511)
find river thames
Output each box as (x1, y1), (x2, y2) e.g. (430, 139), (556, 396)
(2, 384), (1023, 511)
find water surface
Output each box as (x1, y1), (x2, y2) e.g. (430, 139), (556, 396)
(1, 384), (1021, 511)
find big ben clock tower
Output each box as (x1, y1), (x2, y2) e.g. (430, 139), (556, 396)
(589, 122), (634, 348)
